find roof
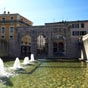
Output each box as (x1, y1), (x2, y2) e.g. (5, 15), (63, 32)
(0, 12), (33, 25)
(45, 20), (88, 25)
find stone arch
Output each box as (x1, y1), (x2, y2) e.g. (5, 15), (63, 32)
(58, 42), (64, 52)
(36, 34), (48, 56)
(20, 35), (31, 57)
(21, 35), (31, 45)
(53, 35), (66, 56)
(37, 35), (46, 49)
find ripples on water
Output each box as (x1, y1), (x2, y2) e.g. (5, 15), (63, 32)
(30, 61), (88, 88)
(1, 61), (88, 88)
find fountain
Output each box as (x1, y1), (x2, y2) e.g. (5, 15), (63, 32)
(0, 58), (11, 77)
(30, 54), (35, 62)
(22, 57), (30, 65)
(11, 57), (23, 70)
(0, 58), (5, 76)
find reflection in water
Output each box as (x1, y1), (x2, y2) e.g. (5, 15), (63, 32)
(81, 61), (87, 68)
(1, 61), (88, 88)
(31, 61), (88, 88)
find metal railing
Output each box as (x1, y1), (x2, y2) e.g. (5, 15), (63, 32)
(0, 20), (31, 26)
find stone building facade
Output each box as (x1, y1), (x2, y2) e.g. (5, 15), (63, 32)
(0, 12), (32, 57)
(9, 22), (81, 59)
(0, 12), (88, 59)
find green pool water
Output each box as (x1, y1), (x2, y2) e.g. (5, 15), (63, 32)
(1, 60), (88, 88)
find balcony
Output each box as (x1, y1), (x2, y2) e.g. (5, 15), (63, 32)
(0, 20), (17, 23)
(0, 20), (31, 26)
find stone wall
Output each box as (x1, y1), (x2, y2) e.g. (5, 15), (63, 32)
(66, 38), (81, 58)
(9, 23), (82, 59)
(8, 39), (20, 58)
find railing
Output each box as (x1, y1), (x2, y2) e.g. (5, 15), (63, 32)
(0, 20), (18, 23)
(0, 20), (31, 26)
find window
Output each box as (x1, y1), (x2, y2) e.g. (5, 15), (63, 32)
(81, 23), (85, 28)
(72, 24), (79, 28)
(72, 31), (79, 36)
(1, 27), (5, 34)
(2, 18), (5, 21)
(72, 31), (86, 36)
(9, 27), (14, 33)
(80, 31), (86, 35)
(37, 35), (46, 49)
(1, 36), (4, 38)
(58, 42), (64, 52)
(9, 36), (13, 39)
(10, 17), (14, 20)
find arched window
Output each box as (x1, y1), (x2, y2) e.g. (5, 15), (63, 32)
(58, 42), (64, 52)
(37, 35), (46, 49)
(21, 35), (31, 45)
(37, 35), (48, 55)
(53, 42), (64, 54)
(21, 35), (31, 56)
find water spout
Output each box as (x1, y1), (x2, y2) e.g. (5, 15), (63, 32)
(0, 58), (11, 77)
(0, 58), (5, 76)
(12, 57), (23, 70)
(23, 57), (30, 65)
(30, 54), (35, 62)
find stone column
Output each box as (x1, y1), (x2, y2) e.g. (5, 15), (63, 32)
(48, 31), (53, 58)
(31, 31), (37, 59)
(31, 40), (37, 58)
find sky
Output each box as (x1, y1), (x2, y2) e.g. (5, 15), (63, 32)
(0, 0), (88, 25)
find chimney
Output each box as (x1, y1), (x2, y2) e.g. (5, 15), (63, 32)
(8, 11), (10, 14)
(4, 11), (6, 14)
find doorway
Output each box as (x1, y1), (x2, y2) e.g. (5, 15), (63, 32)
(21, 35), (31, 57)
(21, 45), (31, 56)
(53, 41), (64, 56)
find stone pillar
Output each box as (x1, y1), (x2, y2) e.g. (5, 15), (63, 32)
(31, 31), (37, 59)
(48, 32), (53, 58)
(48, 42), (53, 58)
(31, 40), (37, 58)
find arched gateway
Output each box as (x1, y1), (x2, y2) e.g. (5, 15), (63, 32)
(16, 28), (49, 58)
(21, 35), (31, 57)
(15, 25), (68, 59)
(10, 22), (80, 59)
